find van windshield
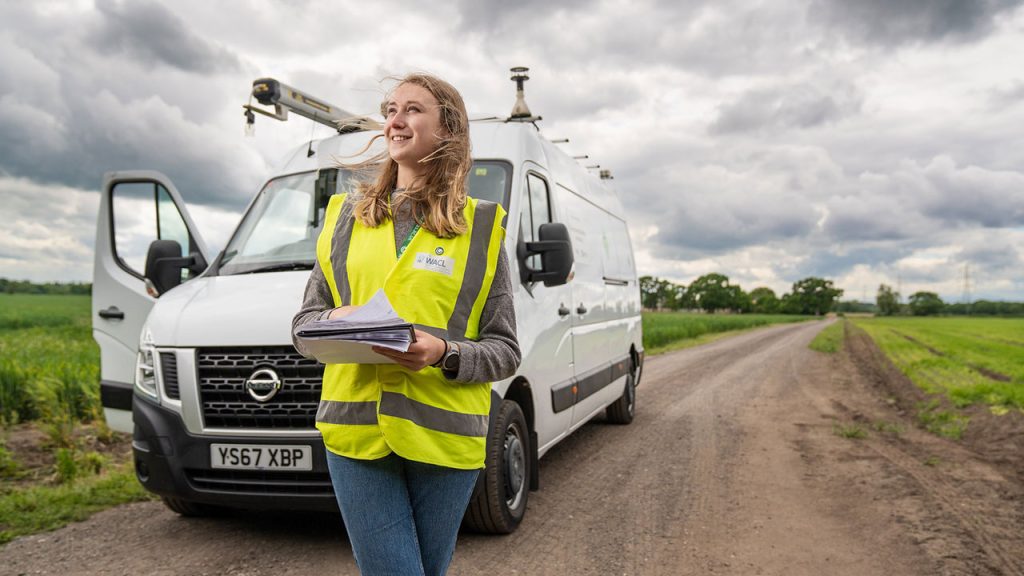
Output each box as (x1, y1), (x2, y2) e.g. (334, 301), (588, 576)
(217, 161), (510, 276)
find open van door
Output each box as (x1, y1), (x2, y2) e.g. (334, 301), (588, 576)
(92, 171), (209, 432)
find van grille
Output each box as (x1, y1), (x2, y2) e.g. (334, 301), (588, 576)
(196, 347), (322, 429)
(185, 468), (334, 496)
(160, 352), (180, 400)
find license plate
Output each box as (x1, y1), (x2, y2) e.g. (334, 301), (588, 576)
(210, 444), (313, 471)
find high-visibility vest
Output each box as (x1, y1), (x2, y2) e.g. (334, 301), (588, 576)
(314, 192), (506, 470)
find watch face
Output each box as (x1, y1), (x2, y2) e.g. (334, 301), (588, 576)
(443, 349), (460, 371)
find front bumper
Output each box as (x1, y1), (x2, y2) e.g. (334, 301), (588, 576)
(132, 393), (337, 512)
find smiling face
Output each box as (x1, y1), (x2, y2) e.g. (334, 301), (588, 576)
(384, 82), (445, 184)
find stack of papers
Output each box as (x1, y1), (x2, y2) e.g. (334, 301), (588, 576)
(295, 290), (415, 364)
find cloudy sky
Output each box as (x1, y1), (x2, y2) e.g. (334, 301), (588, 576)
(2, 0), (1023, 302)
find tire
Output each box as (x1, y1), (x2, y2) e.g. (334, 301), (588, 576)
(161, 496), (217, 517)
(464, 400), (530, 534)
(605, 371), (636, 425)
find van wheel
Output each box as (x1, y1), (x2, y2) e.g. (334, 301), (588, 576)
(161, 496), (216, 517)
(606, 371), (636, 425)
(464, 400), (530, 534)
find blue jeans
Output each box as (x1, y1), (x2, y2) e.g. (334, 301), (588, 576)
(326, 450), (480, 576)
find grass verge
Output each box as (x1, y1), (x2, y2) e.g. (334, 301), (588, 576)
(916, 399), (970, 440)
(0, 459), (155, 545)
(644, 312), (813, 355)
(809, 319), (845, 353)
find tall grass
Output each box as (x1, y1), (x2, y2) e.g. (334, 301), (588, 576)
(0, 295), (100, 427)
(642, 312), (812, 353)
(0, 295), (152, 544)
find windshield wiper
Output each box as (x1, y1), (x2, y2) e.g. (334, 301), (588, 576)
(236, 262), (315, 274)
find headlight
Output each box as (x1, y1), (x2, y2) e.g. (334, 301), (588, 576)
(135, 327), (159, 400)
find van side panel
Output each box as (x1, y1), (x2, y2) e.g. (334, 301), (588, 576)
(552, 185), (623, 426)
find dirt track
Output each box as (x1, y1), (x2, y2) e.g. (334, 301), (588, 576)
(4, 320), (1023, 575)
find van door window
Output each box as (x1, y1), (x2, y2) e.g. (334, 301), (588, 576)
(524, 173), (552, 270)
(112, 182), (191, 279)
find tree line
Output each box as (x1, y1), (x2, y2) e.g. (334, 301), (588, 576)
(0, 278), (92, 295)
(640, 273), (843, 316)
(875, 284), (1024, 317)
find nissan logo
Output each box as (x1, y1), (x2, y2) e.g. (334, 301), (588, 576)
(245, 367), (282, 402)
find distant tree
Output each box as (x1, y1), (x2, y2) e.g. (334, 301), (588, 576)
(958, 300), (1024, 316)
(730, 286), (752, 313)
(835, 300), (877, 314)
(909, 291), (944, 316)
(0, 278), (91, 295)
(687, 273), (736, 313)
(677, 284), (697, 310)
(748, 287), (780, 314)
(640, 276), (659, 309)
(665, 281), (687, 310)
(876, 284), (900, 316)
(788, 277), (844, 316)
(640, 275), (686, 310)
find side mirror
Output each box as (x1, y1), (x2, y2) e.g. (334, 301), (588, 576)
(144, 240), (208, 296)
(518, 222), (574, 287)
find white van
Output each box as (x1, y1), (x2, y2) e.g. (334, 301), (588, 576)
(92, 74), (644, 533)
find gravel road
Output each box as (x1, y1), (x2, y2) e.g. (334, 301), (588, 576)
(4, 320), (1022, 576)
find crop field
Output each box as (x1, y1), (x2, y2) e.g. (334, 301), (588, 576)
(851, 317), (1024, 409)
(643, 312), (812, 353)
(0, 294), (100, 425)
(1, 294), (150, 544)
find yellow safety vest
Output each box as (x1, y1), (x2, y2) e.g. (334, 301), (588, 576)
(314, 192), (506, 469)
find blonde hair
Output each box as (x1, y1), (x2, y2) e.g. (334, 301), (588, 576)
(342, 73), (471, 238)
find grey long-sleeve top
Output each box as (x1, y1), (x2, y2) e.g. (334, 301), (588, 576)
(291, 193), (521, 384)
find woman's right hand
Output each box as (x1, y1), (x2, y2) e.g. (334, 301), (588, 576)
(328, 305), (359, 320)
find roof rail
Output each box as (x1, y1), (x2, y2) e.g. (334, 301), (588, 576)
(243, 78), (377, 135)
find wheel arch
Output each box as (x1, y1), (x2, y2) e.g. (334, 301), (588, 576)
(495, 376), (539, 491)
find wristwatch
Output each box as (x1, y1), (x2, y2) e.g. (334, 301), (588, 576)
(437, 341), (460, 374)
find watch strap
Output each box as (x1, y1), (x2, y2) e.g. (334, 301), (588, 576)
(431, 340), (450, 368)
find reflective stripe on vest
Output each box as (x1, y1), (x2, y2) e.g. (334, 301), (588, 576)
(313, 193), (506, 469)
(318, 394), (489, 437)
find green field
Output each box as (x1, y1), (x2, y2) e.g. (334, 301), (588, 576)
(643, 312), (812, 353)
(0, 294), (100, 425)
(851, 317), (1024, 409)
(1, 294), (151, 545)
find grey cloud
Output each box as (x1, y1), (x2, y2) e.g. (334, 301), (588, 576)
(710, 80), (863, 135)
(0, 4), (261, 211)
(808, 0), (1024, 46)
(823, 195), (924, 242)
(451, 0), (816, 78)
(89, 0), (241, 74)
(903, 156), (1024, 227)
(531, 74), (643, 122)
(824, 156), (1024, 245)
(453, 0), (599, 30)
(988, 80), (1024, 109)
(650, 193), (819, 257)
(955, 241), (1021, 271)
(795, 244), (915, 281)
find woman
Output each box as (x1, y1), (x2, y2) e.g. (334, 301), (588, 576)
(292, 73), (520, 576)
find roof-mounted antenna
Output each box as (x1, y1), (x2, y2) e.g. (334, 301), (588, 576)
(508, 67), (541, 122)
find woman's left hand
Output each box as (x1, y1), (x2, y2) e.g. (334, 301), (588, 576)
(372, 329), (447, 372)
